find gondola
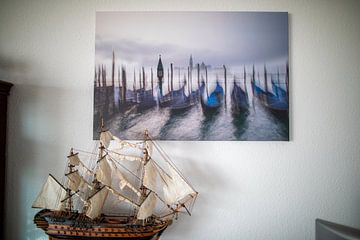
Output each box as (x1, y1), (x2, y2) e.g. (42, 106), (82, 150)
(265, 80), (288, 118)
(231, 78), (249, 114)
(134, 88), (157, 111)
(251, 77), (288, 118)
(200, 80), (224, 112)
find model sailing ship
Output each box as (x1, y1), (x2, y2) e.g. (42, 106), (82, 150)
(32, 125), (198, 239)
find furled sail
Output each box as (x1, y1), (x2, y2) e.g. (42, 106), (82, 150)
(66, 171), (88, 192)
(96, 156), (112, 186)
(85, 187), (108, 219)
(68, 153), (80, 166)
(162, 164), (196, 205)
(113, 135), (143, 150)
(143, 160), (157, 192)
(100, 130), (113, 148)
(32, 175), (67, 211)
(137, 192), (157, 220)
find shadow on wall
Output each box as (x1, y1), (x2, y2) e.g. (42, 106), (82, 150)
(160, 142), (227, 238)
(0, 56), (29, 85)
(4, 81), (82, 239)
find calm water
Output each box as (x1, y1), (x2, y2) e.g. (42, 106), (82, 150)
(106, 96), (289, 141)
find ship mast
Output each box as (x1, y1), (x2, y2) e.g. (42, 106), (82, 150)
(66, 151), (74, 212)
(93, 120), (107, 191)
(62, 148), (82, 213)
(139, 130), (151, 216)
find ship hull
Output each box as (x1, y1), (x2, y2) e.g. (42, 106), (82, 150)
(49, 236), (158, 240)
(34, 210), (171, 240)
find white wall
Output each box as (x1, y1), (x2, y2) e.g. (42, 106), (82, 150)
(1, 0), (360, 239)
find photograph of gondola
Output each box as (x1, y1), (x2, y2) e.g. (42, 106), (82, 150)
(94, 12), (289, 141)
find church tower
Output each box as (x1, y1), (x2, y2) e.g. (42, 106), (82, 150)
(157, 55), (164, 97)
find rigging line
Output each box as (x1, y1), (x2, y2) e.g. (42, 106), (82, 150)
(61, 190), (79, 203)
(159, 211), (177, 219)
(74, 191), (87, 205)
(150, 190), (175, 213)
(66, 172), (92, 188)
(73, 148), (98, 156)
(189, 193), (198, 212)
(182, 203), (191, 216)
(153, 142), (197, 193)
(128, 161), (139, 217)
(147, 160), (170, 188)
(80, 157), (94, 186)
(49, 174), (68, 207)
(157, 205), (169, 217)
(135, 153), (143, 210)
(78, 162), (94, 175)
(158, 201), (174, 216)
(106, 154), (141, 181)
(105, 185), (140, 207)
(147, 136), (174, 167)
(59, 158), (71, 207)
(149, 157), (171, 180)
(146, 134), (180, 170)
(71, 156), (95, 175)
(150, 146), (179, 180)
(90, 141), (100, 171)
(108, 159), (141, 197)
(61, 158), (68, 185)
(106, 149), (143, 161)
(170, 201), (193, 215)
(148, 136), (196, 191)
(179, 194), (197, 208)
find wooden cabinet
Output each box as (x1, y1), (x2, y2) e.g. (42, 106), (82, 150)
(0, 80), (13, 238)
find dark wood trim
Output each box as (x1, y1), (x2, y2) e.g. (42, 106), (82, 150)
(0, 80), (13, 96)
(0, 80), (13, 238)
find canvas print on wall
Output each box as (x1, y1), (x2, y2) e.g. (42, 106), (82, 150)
(94, 12), (289, 141)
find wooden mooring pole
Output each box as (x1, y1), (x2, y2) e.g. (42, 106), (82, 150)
(223, 65), (227, 106)
(151, 68), (154, 96)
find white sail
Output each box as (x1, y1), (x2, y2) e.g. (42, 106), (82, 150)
(85, 187), (108, 219)
(68, 153), (80, 166)
(137, 192), (157, 220)
(113, 167), (141, 197)
(100, 131), (113, 148)
(32, 175), (67, 211)
(96, 156), (112, 186)
(106, 186), (139, 207)
(67, 171), (88, 192)
(162, 164), (196, 205)
(143, 160), (157, 192)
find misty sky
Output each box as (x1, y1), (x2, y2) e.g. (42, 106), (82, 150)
(95, 12), (288, 70)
